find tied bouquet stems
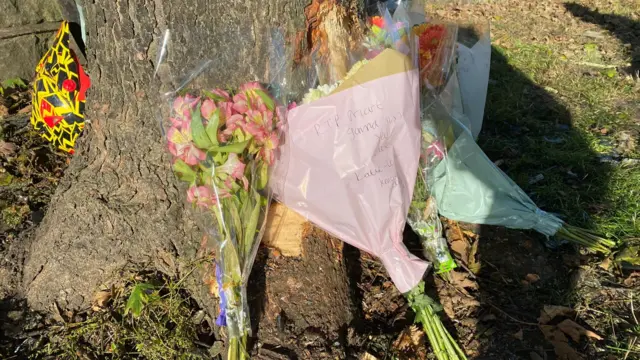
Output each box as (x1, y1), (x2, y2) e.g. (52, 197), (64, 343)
(165, 83), (281, 360)
(556, 223), (616, 254)
(407, 282), (467, 360)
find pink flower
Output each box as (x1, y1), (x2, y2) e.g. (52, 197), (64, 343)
(259, 131), (280, 165)
(201, 99), (217, 120)
(187, 185), (229, 209)
(232, 93), (250, 114)
(173, 94), (200, 120)
(239, 82), (261, 92)
(169, 117), (190, 130)
(218, 101), (234, 120)
(233, 83), (269, 114)
(242, 110), (274, 142)
(220, 113), (246, 142)
(210, 88), (231, 101)
(426, 140), (445, 160)
(167, 123), (207, 165)
(218, 153), (249, 190)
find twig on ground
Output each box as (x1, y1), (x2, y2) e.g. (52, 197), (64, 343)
(485, 302), (538, 326)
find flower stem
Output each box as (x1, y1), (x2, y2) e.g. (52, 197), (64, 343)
(407, 282), (467, 360)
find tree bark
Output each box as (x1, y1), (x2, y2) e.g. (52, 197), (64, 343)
(22, 0), (355, 342)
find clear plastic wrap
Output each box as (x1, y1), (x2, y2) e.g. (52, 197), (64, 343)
(153, 28), (288, 359)
(269, 4), (430, 293)
(419, 18), (614, 253)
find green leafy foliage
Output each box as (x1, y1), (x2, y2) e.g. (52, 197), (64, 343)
(173, 159), (197, 183)
(124, 282), (157, 317)
(0, 78), (27, 96)
(33, 273), (209, 360)
(190, 105), (214, 149)
(255, 89), (275, 111)
(214, 140), (250, 153)
(205, 109), (221, 147)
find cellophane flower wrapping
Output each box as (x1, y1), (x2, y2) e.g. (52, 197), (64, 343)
(410, 17), (587, 247)
(153, 29), (289, 358)
(407, 13), (461, 274)
(268, 5), (431, 293)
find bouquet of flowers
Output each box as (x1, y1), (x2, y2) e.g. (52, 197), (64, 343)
(165, 84), (281, 359)
(407, 10), (615, 253)
(153, 26), (287, 357)
(270, 4), (468, 359)
(408, 19), (459, 277)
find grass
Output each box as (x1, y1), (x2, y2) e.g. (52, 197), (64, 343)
(426, 0), (639, 357)
(31, 272), (211, 360)
(483, 42), (639, 239)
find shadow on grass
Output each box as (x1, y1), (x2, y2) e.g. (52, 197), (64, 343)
(468, 46), (614, 359)
(564, 2), (640, 76)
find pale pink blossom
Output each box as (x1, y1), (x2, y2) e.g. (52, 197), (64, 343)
(187, 185), (229, 209)
(218, 153), (249, 190)
(259, 131), (280, 165)
(210, 88), (231, 101)
(173, 94), (200, 120)
(201, 99), (217, 120)
(167, 123), (206, 165)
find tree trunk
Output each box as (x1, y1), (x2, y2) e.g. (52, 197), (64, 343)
(22, 0), (355, 345)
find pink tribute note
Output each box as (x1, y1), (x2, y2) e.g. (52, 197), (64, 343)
(271, 69), (429, 293)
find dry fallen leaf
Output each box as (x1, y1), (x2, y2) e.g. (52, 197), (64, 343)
(450, 271), (479, 291)
(450, 239), (469, 259)
(514, 329), (524, 341)
(17, 104), (32, 114)
(551, 340), (583, 360)
(360, 352), (378, 360)
(525, 273), (541, 284)
(557, 319), (603, 342)
(91, 290), (112, 311)
(623, 272), (640, 287)
(538, 305), (575, 324)
(468, 238), (481, 274)
(0, 140), (17, 157)
(393, 325), (424, 351)
(598, 257), (612, 270)
(529, 351), (544, 360)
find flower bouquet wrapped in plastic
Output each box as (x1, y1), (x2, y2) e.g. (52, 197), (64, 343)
(411, 12), (616, 253)
(270, 4), (428, 294)
(269, 4), (467, 359)
(154, 30), (286, 359)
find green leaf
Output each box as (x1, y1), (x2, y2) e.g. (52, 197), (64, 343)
(202, 89), (227, 102)
(1, 78), (27, 89)
(125, 283), (156, 317)
(191, 104), (213, 149)
(602, 68), (617, 78)
(257, 162), (268, 190)
(243, 191), (263, 256)
(205, 109), (220, 147)
(172, 159), (197, 183)
(254, 89), (275, 111)
(212, 140), (250, 154)
(228, 199), (243, 246)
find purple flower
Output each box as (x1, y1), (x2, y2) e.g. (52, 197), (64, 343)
(215, 264), (227, 327)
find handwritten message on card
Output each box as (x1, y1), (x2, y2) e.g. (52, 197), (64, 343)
(270, 68), (424, 292)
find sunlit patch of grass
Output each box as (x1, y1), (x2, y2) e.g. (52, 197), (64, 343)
(483, 43), (639, 239)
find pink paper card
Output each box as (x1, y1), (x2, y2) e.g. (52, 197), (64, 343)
(271, 69), (429, 293)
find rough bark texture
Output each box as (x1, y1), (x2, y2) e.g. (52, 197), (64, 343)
(21, 0), (354, 339)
